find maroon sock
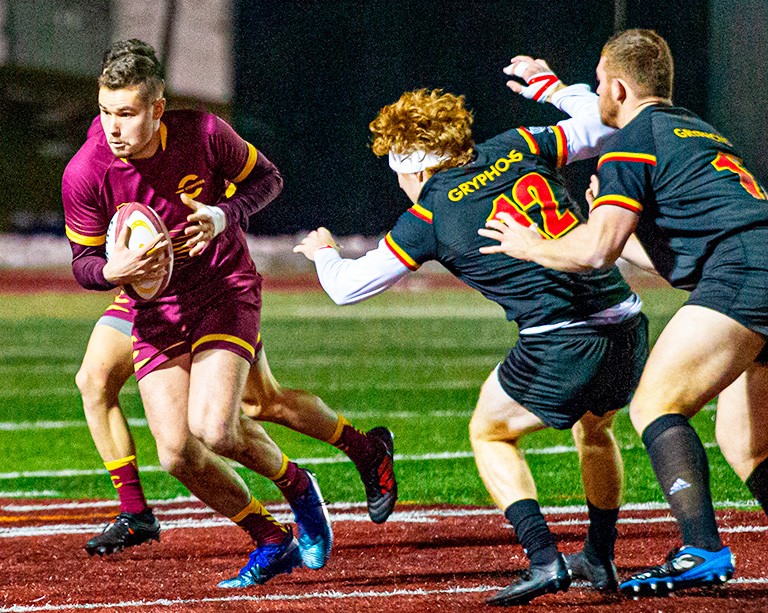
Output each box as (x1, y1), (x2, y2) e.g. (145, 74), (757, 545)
(334, 424), (376, 469)
(235, 498), (288, 546)
(273, 460), (310, 504)
(106, 458), (149, 515)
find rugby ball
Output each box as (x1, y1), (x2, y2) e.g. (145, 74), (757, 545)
(105, 202), (174, 300)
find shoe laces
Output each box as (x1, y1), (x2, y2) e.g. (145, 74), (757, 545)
(240, 541), (284, 575)
(104, 513), (133, 533)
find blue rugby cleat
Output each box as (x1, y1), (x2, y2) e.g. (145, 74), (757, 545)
(619, 545), (734, 597)
(289, 469), (333, 569)
(217, 528), (302, 588)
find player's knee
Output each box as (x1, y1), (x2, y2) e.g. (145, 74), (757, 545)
(573, 415), (614, 447)
(244, 389), (288, 423)
(75, 364), (108, 400)
(157, 441), (195, 477)
(718, 435), (765, 481)
(469, 412), (507, 445)
(190, 421), (236, 457)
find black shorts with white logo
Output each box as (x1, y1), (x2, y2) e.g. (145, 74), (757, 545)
(497, 313), (649, 430)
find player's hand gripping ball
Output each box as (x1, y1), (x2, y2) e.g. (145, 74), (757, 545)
(105, 202), (174, 300)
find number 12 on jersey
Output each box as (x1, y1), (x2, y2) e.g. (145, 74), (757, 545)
(486, 172), (579, 239)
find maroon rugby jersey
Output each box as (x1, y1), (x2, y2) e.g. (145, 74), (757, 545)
(62, 111), (273, 314)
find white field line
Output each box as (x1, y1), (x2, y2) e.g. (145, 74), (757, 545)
(0, 378), (483, 398)
(1, 442), (724, 481)
(2, 408), (721, 430)
(0, 490), (58, 498)
(0, 410), (475, 431)
(0, 449), (566, 480)
(0, 354), (500, 371)
(3, 498), (759, 514)
(2, 500), (764, 539)
(0, 576), (766, 613)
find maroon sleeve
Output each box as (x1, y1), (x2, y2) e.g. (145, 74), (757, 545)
(70, 242), (116, 290)
(218, 150), (283, 230)
(62, 154), (115, 290)
(208, 117), (284, 229)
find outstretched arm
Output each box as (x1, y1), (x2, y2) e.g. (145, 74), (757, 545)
(294, 228), (411, 305)
(504, 55), (615, 162)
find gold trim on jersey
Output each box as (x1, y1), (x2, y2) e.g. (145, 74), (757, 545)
(191, 333), (256, 358)
(232, 142), (258, 183)
(65, 225), (106, 246)
(159, 122), (168, 150)
(105, 304), (130, 313)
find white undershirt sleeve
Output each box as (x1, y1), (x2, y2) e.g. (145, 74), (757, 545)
(548, 84), (616, 163)
(313, 238), (411, 305)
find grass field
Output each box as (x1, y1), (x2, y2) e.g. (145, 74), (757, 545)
(0, 286), (755, 510)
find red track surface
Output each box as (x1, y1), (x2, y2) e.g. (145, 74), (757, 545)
(2, 501), (767, 612)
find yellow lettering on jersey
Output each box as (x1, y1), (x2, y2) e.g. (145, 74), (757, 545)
(449, 150), (524, 202)
(673, 128), (731, 145)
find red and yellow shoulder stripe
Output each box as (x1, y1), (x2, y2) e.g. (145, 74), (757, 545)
(591, 194), (642, 214)
(597, 151), (656, 169)
(552, 125), (567, 168)
(516, 128), (539, 155)
(384, 232), (420, 271)
(408, 203), (433, 224)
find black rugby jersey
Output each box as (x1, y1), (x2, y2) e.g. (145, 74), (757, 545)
(386, 126), (630, 331)
(594, 105), (768, 290)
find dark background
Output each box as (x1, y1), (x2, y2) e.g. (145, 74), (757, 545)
(0, 0), (763, 236)
(233, 0), (712, 235)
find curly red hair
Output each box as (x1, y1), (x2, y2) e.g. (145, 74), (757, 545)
(369, 89), (474, 173)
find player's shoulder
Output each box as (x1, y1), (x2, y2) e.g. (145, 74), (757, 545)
(64, 119), (112, 184)
(652, 105), (734, 150)
(163, 109), (224, 133)
(600, 109), (656, 156)
(478, 128), (533, 155)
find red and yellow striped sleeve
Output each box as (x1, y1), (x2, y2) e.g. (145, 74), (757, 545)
(407, 203), (433, 224)
(384, 232), (420, 271)
(597, 152), (657, 169)
(552, 125), (568, 168)
(591, 194), (643, 214)
(516, 128), (540, 155)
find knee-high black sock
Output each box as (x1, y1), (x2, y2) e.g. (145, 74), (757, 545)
(641, 413), (722, 551)
(584, 499), (619, 562)
(746, 457), (768, 517)
(505, 499), (559, 566)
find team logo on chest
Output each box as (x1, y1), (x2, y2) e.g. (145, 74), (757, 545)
(176, 174), (206, 201)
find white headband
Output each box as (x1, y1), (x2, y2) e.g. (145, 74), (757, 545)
(388, 150), (450, 174)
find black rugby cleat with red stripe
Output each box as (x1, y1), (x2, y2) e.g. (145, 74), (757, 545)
(360, 427), (398, 523)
